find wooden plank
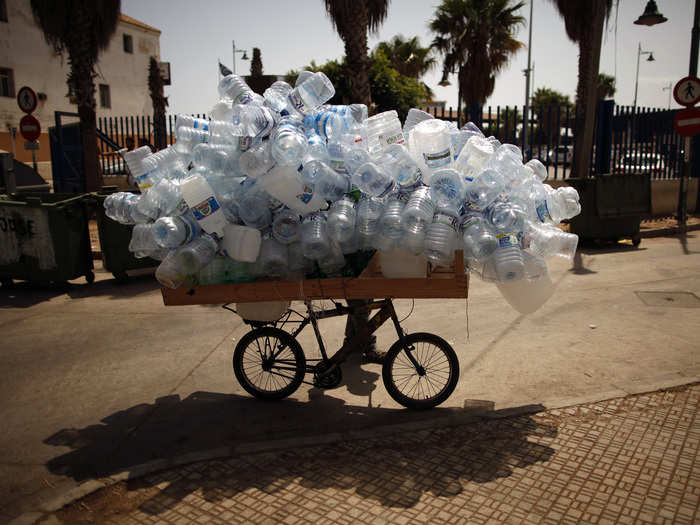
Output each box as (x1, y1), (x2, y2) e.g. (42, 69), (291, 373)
(161, 274), (468, 305)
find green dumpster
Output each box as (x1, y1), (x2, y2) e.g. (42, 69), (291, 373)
(92, 189), (158, 283)
(0, 192), (94, 285)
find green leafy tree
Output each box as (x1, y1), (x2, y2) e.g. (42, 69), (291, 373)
(30, 0), (121, 191)
(250, 47), (263, 77)
(548, 0), (614, 177)
(148, 57), (168, 151)
(430, 0), (525, 123)
(322, 0), (390, 107)
(531, 87), (573, 144)
(374, 35), (436, 79)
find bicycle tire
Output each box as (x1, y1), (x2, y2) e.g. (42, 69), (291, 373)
(382, 332), (459, 409)
(233, 327), (306, 400)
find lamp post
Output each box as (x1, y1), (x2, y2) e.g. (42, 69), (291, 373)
(662, 81), (672, 109)
(633, 43), (655, 108)
(232, 40), (248, 75)
(522, 0), (534, 155)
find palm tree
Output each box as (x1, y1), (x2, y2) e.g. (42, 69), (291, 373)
(374, 35), (437, 79)
(322, 0), (390, 108)
(430, 0), (525, 124)
(30, 0), (121, 192)
(148, 57), (168, 151)
(597, 73), (616, 100)
(548, 0), (614, 178)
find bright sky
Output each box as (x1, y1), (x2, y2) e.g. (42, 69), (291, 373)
(121, 0), (695, 117)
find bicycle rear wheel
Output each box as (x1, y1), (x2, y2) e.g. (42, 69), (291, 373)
(233, 327), (306, 400)
(382, 332), (459, 409)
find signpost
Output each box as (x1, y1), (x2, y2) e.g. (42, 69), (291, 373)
(16, 87), (41, 172)
(673, 76), (700, 232)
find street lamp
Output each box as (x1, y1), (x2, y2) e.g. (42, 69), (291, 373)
(634, 1), (667, 26)
(232, 40), (248, 75)
(633, 43), (655, 108)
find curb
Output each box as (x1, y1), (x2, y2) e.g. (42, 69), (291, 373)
(640, 221), (700, 238)
(11, 376), (700, 525)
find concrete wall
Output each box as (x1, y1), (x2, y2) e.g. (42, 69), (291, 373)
(651, 178), (698, 216)
(0, 0), (161, 162)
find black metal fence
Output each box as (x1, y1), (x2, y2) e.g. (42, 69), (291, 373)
(97, 104), (689, 181)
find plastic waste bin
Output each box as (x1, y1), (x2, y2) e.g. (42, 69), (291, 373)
(92, 188), (158, 283)
(0, 192), (94, 285)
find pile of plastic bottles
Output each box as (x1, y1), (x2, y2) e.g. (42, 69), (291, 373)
(104, 70), (581, 312)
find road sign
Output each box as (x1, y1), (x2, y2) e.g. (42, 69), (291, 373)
(673, 107), (700, 136)
(673, 76), (700, 107)
(19, 114), (41, 142)
(16, 86), (38, 114)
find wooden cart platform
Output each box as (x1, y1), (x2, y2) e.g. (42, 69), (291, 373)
(161, 251), (468, 306)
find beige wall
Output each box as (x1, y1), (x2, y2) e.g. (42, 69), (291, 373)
(0, 0), (161, 162)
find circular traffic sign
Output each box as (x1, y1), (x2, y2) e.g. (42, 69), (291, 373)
(19, 114), (41, 142)
(673, 107), (700, 137)
(16, 86), (38, 114)
(673, 76), (700, 107)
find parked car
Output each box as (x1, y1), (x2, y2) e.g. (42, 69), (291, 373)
(547, 145), (573, 166)
(614, 153), (665, 175)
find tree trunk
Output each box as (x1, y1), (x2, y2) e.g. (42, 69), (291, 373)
(573, 0), (606, 179)
(342, 2), (372, 108)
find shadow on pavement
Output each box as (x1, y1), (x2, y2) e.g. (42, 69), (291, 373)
(0, 281), (69, 308)
(44, 389), (555, 510)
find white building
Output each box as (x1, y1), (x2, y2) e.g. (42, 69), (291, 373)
(0, 0), (163, 163)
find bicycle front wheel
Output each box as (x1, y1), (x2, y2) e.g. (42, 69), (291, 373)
(382, 332), (459, 409)
(233, 327), (306, 400)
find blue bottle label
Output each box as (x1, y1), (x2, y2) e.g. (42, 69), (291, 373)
(296, 185), (314, 204)
(536, 201), (552, 222)
(192, 196), (220, 220)
(497, 233), (520, 248)
(288, 91), (308, 113)
(423, 148), (452, 168)
(193, 119), (209, 131)
(135, 173), (152, 190)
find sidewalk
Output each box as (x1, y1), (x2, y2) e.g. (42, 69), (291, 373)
(45, 384), (700, 525)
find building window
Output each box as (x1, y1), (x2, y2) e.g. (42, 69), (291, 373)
(123, 33), (133, 53)
(0, 67), (14, 97)
(0, 0), (7, 23)
(99, 84), (111, 108)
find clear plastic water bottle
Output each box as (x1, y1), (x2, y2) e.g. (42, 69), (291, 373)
(401, 185), (435, 236)
(523, 220), (578, 260)
(271, 208), (301, 244)
(218, 74), (254, 105)
(123, 146), (153, 182)
(424, 209), (459, 266)
(378, 192), (408, 241)
(287, 72), (335, 115)
(294, 70), (314, 87)
(408, 119), (453, 181)
(343, 144), (370, 175)
(318, 240), (346, 276)
(270, 115), (308, 166)
(352, 161), (395, 198)
(221, 223), (261, 263)
(232, 104), (276, 139)
(325, 139), (349, 174)
(327, 197), (356, 243)
(525, 158), (548, 182)
(237, 183), (272, 229)
(380, 144), (423, 190)
(180, 173), (227, 237)
(301, 160), (350, 201)
(156, 234), (219, 289)
(454, 135), (495, 181)
(460, 213), (498, 263)
(304, 131), (330, 164)
(261, 164), (326, 215)
(403, 108), (433, 136)
(365, 110), (405, 155)
(304, 109), (346, 141)
(210, 98), (234, 122)
(463, 168), (505, 212)
(356, 196), (384, 250)
(264, 80), (293, 112)
(176, 114), (210, 134)
(301, 212), (330, 260)
(258, 237), (289, 277)
(174, 126), (210, 155)
(104, 192), (150, 224)
(239, 141), (275, 178)
(128, 223), (160, 258)
(153, 213), (201, 249)
(287, 241), (314, 279)
(429, 168), (464, 209)
(488, 144), (526, 190)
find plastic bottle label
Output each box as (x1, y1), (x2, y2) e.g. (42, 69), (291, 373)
(497, 233), (520, 248)
(238, 136), (252, 152)
(329, 158), (347, 173)
(192, 119), (210, 131)
(192, 196), (221, 221)
(135, 173), (152, 191)
(433, 211), (458, 231)
(175, 198), (189, 216)
(536, 201), (552, 222)
(288, 91), (309, 113)
(379, 132), (405, 148)
(463, 199), (485, 212)
(233, 92), (252, 105)
(181, 215), (199, 243)
(460, 216), (480, 232)
(423, 148), (452, 168)
(296, 185), (315, 204)
(377, 181), (395, 199)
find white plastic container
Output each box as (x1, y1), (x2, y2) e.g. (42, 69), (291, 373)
(379, 249), (427, 278)
(221, 223), (261, 263)
(261, 165), (326, 215)
(236, 300), (291, 322)
(180, 173), (227, 237)
(496, 271), (555, 314)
